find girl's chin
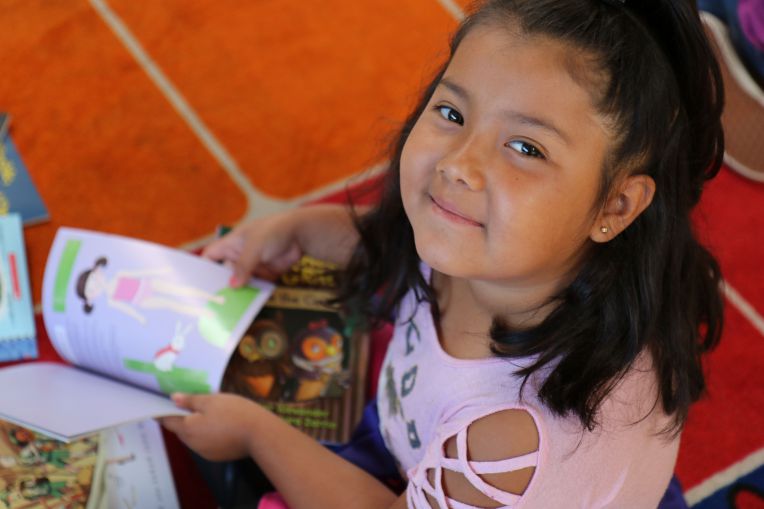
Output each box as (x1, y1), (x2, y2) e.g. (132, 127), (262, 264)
(415, 247), (472, 279)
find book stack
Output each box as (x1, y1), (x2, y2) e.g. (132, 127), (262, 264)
(0, 113), (41, 362)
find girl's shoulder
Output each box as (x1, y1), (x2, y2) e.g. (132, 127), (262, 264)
(596, 350), (669, 430)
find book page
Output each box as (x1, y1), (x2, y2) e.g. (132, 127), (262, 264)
(41, 228), (274, 395)
(90, 420), (180, 509)
(0, 363), (188, 442)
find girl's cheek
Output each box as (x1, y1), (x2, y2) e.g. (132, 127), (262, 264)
(401, 136), (436, 180)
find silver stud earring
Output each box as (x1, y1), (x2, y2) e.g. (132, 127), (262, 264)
(600, 226), (609, 234)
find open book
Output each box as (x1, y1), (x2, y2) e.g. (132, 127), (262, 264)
(0, 228), (274, 442)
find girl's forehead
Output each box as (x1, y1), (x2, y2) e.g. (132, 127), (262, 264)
(453, 24), (601, 90)
(445, 25), (611, 139)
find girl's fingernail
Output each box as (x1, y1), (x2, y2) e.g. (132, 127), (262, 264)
(229, 275), (238, 287)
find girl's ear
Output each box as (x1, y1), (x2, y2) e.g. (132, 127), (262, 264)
(591, 174), (655, 243)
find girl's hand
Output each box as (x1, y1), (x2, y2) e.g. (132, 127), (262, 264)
(160, 393), (260, 462)
(203, 211), (304, 286)
(203, 204), (363, 286)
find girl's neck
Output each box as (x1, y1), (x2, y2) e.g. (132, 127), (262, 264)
(432, 271), (562, 359)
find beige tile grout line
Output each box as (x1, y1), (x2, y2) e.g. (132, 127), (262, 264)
(180, 161), (389, 252)
(89, 0), (402, 240)
(685, 448), (764, 506)
(723, 281), (764, 337)
(436, 0), (466, 20)
(88, 0), (286, 220)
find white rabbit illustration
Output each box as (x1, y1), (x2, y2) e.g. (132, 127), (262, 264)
(153, 321), (193, 372)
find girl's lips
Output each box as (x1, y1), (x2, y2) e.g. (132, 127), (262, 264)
(429, 195), (483, 227)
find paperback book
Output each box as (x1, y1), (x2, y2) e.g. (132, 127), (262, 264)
(0, 228), (274, 442)
(222, 256), (369, 445)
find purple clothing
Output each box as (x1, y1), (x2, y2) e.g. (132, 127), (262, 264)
(740, 0), (764, 51)
(700, 0), (764, 77)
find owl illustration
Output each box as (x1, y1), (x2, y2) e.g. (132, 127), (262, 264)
(227, 317), (290, 399)
(283, 319), (345, 402)
(239, 319), (289, 363)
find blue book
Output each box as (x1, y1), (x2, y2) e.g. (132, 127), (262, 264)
(0, 134), (49, 226)
(0, 213), (38, 361)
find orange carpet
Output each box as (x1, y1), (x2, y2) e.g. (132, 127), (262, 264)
(1, 1), (762, 508)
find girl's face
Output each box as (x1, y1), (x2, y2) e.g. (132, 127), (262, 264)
(401, 25), (613, 296)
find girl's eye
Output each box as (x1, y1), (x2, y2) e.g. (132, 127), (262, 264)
(435, 105), (464, 125)
(506, 140), (545, 159)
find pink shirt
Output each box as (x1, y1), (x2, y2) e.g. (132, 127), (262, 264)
(377, 264), (679, 508)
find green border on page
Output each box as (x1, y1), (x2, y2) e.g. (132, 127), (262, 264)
(53, 239), (82, 312)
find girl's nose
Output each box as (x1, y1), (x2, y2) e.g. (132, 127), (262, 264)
(435, 135), (488, 191)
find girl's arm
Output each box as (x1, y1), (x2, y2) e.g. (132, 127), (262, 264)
(203, 204), (363, 285)
(160, 393), (403, 509)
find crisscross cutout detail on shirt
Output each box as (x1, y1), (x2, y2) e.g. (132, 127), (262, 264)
(406, 415), (539, 509)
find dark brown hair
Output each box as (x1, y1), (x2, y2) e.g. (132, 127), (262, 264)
(75, 257), (108, 313)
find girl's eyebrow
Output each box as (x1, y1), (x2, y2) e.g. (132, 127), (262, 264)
(439, 77), (470, 100)
(507, 111), (570, 145)
(438, 77), (570, 145)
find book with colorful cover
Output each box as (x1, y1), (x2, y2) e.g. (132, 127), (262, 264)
(222, 256), (369, 445)
(0, 227), (274, 442)
(0, 213), (37, 362)
(0, 133), (49, 226)
(0, 417), (179, 509)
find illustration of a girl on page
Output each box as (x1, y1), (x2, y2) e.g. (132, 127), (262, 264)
(74, 257), (225, 325)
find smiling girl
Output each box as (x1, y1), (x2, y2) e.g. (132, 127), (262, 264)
(162, 1), (725, 507)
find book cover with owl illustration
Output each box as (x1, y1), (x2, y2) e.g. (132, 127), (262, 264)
(222, 256), (369, 445)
